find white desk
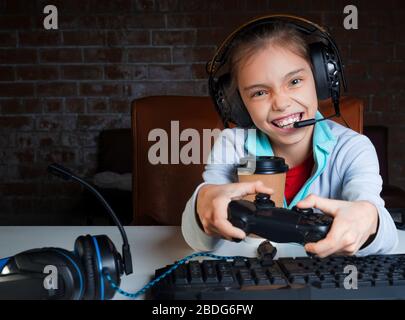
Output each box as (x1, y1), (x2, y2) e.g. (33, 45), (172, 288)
(1, 226), (404, 300)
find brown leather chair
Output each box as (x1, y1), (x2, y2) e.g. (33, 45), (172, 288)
(131, 96), (364, 225)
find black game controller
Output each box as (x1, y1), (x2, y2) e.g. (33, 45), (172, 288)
(228, 193), (333, 244)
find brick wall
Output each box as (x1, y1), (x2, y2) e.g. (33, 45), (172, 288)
(0, 0), (404, 224)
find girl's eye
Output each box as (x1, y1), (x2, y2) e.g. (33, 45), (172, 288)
(290, 78), (302, 86)
(252, 90), (267, 98)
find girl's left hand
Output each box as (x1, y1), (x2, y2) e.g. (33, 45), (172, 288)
(296, 194), (379, 258)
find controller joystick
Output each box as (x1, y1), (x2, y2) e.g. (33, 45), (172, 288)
(254, 193), (275, 209)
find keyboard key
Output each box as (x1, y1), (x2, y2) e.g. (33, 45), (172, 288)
(252, 268), (270, 284)
(307, 274), (321, 282)
(266, 265), (284, 277)
(290, 275), (307, 284)
(202, 261), (218, 284)
(252, 269), (266, 278)
(248, 258), (261, 268)
(320, 274), (337, 282)
(174, 266), (188, 285)
(189, 261), (204, 284)
(234, 257), (247, 267)
(219, 270), (234, 284)
(239, 276), (255, 286)
(217, 261), (232, 272)
(271, 276), (287, 285)
(389, 271), (404, 279)
(261, 257), (275, 266)
(189, 276), (204, 284)
(236, 268), (254, 285)
(255, 273), (271, 285)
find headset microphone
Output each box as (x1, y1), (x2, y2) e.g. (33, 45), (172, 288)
(47, 163), (133, 275)
(293, 109), (340, 128)
(294, 90), (341, 128)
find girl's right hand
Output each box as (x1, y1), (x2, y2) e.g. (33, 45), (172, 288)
(196, 181), (274, 241)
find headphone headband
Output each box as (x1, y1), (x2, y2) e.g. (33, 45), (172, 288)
(206, 14), (346, 91)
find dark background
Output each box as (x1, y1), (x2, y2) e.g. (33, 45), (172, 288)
(0, 0), (404, 225)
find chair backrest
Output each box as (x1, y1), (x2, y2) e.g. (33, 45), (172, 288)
(318, 97), (363, 134)
(131, 96), (364, 225)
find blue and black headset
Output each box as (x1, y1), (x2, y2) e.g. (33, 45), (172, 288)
(0, 164), (133, 300)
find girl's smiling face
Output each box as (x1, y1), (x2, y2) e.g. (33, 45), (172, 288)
(237, 43), (318, 149)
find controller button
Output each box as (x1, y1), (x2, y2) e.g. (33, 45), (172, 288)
(292, 206), (313, 214)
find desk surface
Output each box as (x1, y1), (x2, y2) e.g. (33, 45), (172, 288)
(1, 226), (404, 300)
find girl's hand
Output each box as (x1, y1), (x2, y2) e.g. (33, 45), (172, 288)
(296, 194), (379, 258)
(196, 181), (274, 241)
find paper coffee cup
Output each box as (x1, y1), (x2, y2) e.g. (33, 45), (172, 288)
(237, 156), (288, 208)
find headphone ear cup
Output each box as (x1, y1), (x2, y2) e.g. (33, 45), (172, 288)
(51, 249), (86, 300)
(74, 235), (97, 300)
(230, 91), (254, 128)
(309, 42), (334, 100)
(211, 73), (232, 126)
(214, 73), (253, 128)
(15, 248), (85, 300)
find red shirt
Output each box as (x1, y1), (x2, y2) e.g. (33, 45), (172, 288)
(285, 154), (314, 205)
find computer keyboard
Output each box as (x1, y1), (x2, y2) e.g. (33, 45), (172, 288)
(149, 254), (405, 300)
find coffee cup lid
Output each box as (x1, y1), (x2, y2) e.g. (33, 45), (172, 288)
(238, 156), (288, 174)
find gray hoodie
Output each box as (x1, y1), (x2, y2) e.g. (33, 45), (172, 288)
(181, 113), (399, 256)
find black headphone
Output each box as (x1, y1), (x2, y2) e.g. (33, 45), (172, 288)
(206, 14), (348, 128)
(0, 164), (133, 300)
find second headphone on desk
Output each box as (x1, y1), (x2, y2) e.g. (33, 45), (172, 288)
(206, 14), (348, 128)
(0, 164), (133, 300)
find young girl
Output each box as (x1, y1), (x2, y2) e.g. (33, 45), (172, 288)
(181, 21), (398, 258)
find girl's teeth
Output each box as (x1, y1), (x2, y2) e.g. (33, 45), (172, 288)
(273, 114), (301, 128)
